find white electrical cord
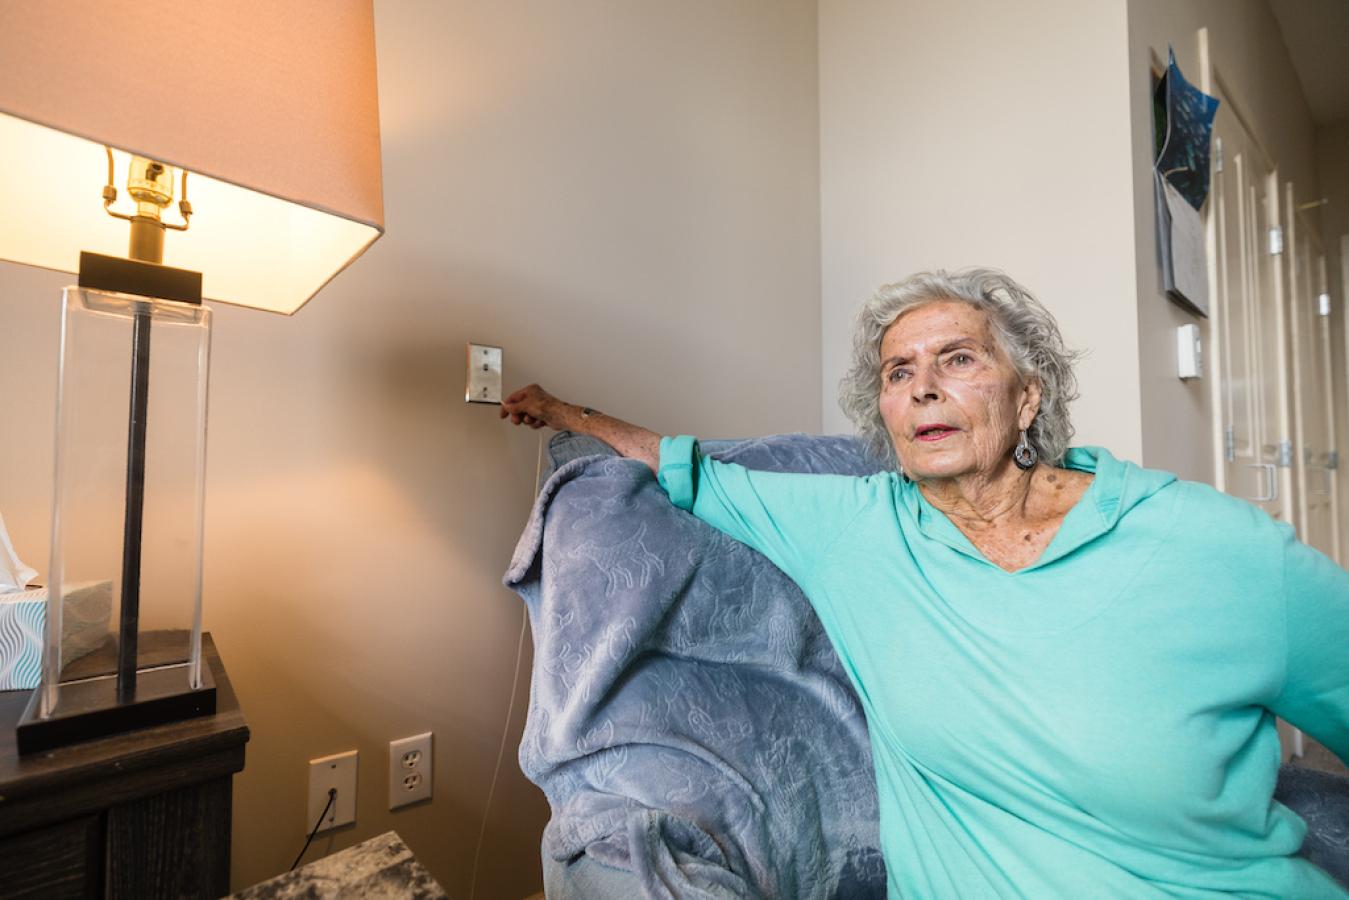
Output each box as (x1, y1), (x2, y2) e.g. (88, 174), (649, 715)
(468, 431), (544, 900)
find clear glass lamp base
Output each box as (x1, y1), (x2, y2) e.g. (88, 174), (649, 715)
(17, 285), (214, 754)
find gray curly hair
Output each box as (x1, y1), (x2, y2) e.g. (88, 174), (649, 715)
(838, 267), (1082, 469)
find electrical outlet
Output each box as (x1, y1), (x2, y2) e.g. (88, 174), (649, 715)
(308, 750), (358, 833)
(466, 343), (502, 404)
(389, 732), (433, 809)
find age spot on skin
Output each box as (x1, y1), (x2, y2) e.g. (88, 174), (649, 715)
(1023, 534), (1032, 542)
(1047, 474), (1057, 483)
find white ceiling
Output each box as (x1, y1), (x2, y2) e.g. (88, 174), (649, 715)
(1267, 0), (1349, 126)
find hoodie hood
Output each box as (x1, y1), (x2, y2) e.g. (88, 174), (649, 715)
(1059, 446), (1177, 532)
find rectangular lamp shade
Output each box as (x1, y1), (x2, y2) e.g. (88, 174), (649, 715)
(0, 1), (384, 315)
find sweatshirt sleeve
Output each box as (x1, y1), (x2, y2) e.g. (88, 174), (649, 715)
(657, 435), (871, 584)
(1269, 526), (1349, 764)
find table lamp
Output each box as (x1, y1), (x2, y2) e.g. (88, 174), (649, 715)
(0, 2), (384, 753)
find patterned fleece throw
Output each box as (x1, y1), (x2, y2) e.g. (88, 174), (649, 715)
(503, 433), (888, 899)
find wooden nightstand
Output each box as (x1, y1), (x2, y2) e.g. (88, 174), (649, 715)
(0, 633), (249, 899)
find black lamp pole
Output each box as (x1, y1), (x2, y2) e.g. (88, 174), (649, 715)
(116, 304), (152, 702)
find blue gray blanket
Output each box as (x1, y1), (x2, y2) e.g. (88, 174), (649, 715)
(503, 433), (889, 899)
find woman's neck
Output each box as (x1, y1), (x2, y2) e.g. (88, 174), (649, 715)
(916, 462), (1094, 572)
(916, 460), (1041, 532)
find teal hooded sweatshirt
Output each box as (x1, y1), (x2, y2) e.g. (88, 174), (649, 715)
(657, 438), (1349, 898)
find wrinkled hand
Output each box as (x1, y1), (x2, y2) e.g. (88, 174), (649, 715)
(499, 383), (570, 430)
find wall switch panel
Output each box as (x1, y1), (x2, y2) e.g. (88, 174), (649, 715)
(308, 750), (358, 832)
(389, 732), (433, 809)
(466, 343), (503, 404)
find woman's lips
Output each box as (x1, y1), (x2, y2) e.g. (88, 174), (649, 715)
(915, 427), (959, 442)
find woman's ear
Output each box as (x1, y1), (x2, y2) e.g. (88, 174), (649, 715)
(1018, 378), (1043, 432)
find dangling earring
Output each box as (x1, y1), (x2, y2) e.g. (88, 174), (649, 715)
(893, 455), (911, 483)
(1013, 429), (1038, 470)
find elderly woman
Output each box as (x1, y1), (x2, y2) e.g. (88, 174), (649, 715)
(501, 268), (1349, 897)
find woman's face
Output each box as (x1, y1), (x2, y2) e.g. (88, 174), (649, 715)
(878, 300), (1040, 482)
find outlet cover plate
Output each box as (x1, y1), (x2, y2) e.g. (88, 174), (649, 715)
(308, 750), (358, 833)
(466, 343), (503, 405)
(389, 731), (433, 809)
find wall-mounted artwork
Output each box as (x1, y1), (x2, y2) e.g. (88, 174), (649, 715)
(1153, 47), (1220, 317)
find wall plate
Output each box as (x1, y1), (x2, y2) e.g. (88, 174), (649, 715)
(466, 343), (503, 404)
(308, 750), (358, 832)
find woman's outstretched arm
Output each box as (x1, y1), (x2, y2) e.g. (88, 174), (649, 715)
(499, 384), (659, 474)
(500, 384), (872, 588)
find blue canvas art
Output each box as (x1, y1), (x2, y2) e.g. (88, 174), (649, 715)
(1154, 47), (1220, 211)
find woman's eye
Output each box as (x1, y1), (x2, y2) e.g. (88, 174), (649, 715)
(886, 368), (909, 383)
(948, 353), (973, 366)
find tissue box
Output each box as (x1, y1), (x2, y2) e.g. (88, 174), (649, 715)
(0, 582), (113, 691)
(0, 588), (45, 691)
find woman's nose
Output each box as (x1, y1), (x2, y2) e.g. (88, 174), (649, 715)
(909, 363), (942, 402)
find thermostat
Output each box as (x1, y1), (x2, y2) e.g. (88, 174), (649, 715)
(1176, 324), (1202, 380)
(466, 343), (502, 404)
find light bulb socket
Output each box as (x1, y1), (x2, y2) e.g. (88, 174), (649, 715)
(128, 215), (165, 264)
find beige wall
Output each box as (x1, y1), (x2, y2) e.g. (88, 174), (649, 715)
(0, 1), (822, 896)
(818, 0), (1143, 463)
(1126, 0), (1322, 482)
(1315, 121), (1349, 562)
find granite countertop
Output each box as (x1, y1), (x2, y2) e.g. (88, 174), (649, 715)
(228, 831), (448, 900)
